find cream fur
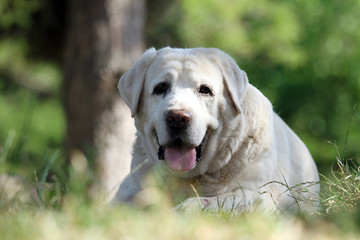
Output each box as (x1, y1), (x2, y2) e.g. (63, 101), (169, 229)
(114, 47), (319, 214)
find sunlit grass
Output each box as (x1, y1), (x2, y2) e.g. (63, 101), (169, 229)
(0, 185), (358, 240)
(321, 155), (360, 215)
(1, 128), (360, 239)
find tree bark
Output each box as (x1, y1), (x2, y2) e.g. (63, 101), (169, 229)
(64, 0), (144, 199)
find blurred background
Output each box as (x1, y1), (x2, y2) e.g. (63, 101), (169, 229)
(0, 0), (359, 185)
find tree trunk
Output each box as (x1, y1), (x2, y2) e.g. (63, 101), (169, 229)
(64, 0), (144, 199)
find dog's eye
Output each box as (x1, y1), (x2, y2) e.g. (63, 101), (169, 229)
(199, 85), (213, 96)
(153, 82), (170, 95)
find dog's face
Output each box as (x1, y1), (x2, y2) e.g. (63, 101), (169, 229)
(144, 52), (223, 172)
(119, 47), (249, 175)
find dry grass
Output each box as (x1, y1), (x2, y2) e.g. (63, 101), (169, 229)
(0, 194), (358, 240)
(0, 161), (360, 240)
(1, 130), (360, 239)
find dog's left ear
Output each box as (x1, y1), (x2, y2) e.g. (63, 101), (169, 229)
(118, 48), (157, 117)
(205, 49), (249, 114)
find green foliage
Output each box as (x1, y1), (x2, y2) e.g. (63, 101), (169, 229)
(0, 0), (42, 30)
(181, 0), (304, 67)
(0, 18), (64, 174)
(0, 74), (65, 176)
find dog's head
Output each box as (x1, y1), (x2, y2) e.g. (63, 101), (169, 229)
(118, 47), (249, 175)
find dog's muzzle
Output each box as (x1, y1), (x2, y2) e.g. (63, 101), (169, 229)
(157, 132), (208, 172)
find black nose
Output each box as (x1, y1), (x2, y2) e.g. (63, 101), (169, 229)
(166, 110), (192, 129)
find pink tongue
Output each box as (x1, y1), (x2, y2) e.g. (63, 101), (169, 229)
(164, 146), (196, 172)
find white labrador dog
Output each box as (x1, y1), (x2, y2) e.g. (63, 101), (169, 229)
(114, 47), (319, 213)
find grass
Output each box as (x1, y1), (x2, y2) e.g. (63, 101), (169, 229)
(0, 190), (358, 240)
(321, 158), (360, 214)
(1, 132), (360, 239)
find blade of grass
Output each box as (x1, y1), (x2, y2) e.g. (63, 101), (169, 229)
(0, 130), (16, 165)
(35, 150), (59, 205)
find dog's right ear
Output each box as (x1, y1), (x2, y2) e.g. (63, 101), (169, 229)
(118, 48), (157, 117)
(203, 48), (249, 114)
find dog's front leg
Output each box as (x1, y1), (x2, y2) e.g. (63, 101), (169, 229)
(175, 190), (258, 214)
(112, 156), (153, 204)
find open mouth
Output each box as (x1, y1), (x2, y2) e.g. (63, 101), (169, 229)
(157, 133), (208, 172)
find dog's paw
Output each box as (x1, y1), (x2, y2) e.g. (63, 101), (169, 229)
(175, 195), (251, 214)
(175, 197), (215, 214)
